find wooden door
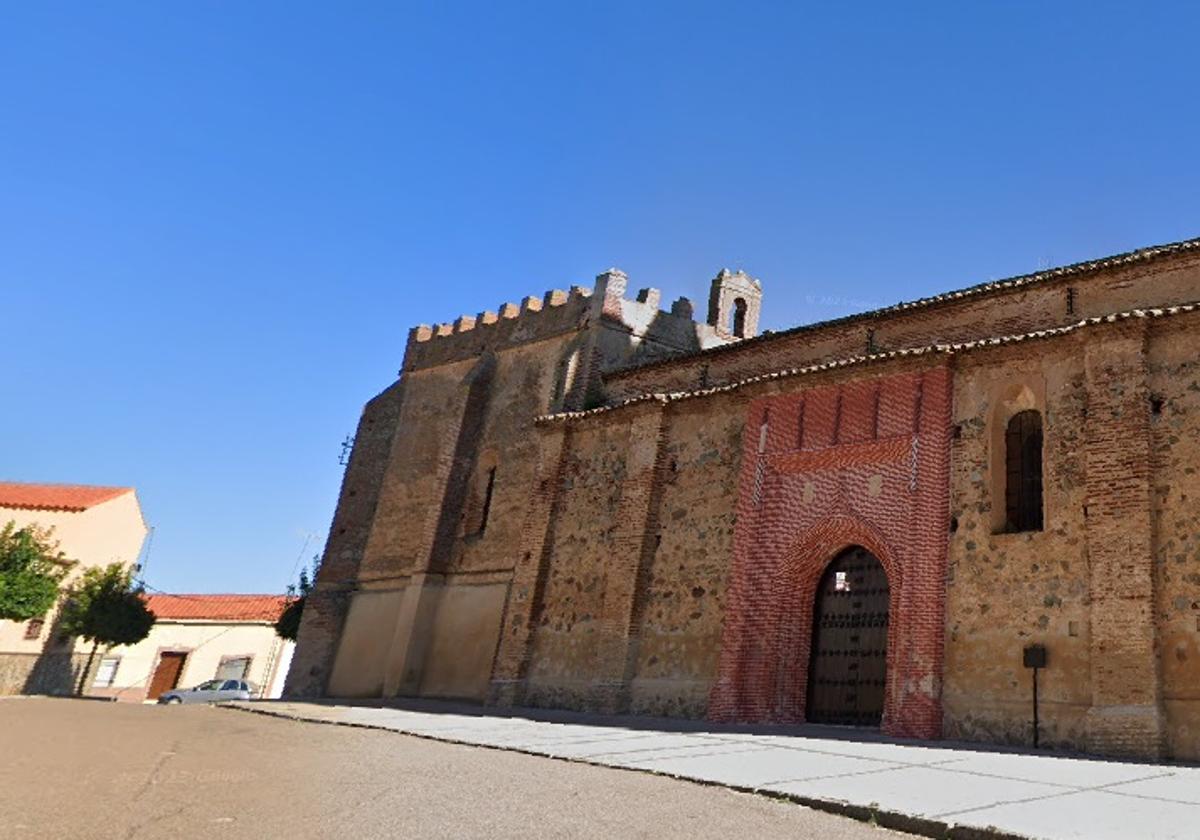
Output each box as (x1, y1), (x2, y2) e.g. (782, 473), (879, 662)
(806, 547), (889, 726)
(147, 652), (187, 699)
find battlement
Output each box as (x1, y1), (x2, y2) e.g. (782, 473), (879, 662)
(402, 268), (759, 372)
(403, 285), (593, 370)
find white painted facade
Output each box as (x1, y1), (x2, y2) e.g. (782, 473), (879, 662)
(89, 617), (294, 702)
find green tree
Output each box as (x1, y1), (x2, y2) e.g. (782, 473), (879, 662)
(0, 521), (68, 622)
(58, 563), (156, 695)
(275, 556), (320, 642)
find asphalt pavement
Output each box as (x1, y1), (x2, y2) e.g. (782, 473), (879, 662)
(0, 698), (906, 840)
(225, 698), (1200, 840)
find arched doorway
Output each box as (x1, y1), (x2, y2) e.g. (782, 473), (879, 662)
(806, 546), (889, 726)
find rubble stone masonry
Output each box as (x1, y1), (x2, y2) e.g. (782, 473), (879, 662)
(288, 237), (1200, 761)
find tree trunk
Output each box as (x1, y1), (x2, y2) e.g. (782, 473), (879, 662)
(77, 639), (99, 697)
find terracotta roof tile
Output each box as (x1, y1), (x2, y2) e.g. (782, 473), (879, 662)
(607, 233), (1200, 379)
(143, 594), (290, 623)
(0, 482), (133, 512)
(540, 302), (1200, 423)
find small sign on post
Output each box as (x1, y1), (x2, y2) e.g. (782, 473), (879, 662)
(1023, 644), (1047, 748)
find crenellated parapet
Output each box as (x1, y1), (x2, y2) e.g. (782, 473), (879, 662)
(402, 268), (760, 373)
(403, 286), (595, 371)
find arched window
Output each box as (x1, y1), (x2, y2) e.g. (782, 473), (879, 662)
(732, 297), (748, 338)
(1005, 410), (1043, 532)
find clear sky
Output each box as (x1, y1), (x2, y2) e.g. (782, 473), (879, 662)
(3, 2), (1197, 594)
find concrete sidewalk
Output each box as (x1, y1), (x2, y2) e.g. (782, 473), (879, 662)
(226, 700), (1200, 840)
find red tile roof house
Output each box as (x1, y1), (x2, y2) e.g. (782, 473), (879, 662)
(0, 482), (148, 696)
(86, 594), (295, 702)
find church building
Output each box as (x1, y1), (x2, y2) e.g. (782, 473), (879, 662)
(287, 235), (1200, 761)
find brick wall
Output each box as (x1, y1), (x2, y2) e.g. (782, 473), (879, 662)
(709, 366), (951, 739)
(285, 381), (405, 697)
(1080, 324), (1166, 758)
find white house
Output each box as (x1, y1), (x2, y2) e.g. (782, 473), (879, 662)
(0, 482), (148, 695)
(88, 594), (295, 702)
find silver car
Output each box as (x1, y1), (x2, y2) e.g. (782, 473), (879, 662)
(157, 679), (256, 704)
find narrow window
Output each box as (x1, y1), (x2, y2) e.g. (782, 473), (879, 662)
(731, 297), (748, 338)
(1005, 410), (1044, 532)
(478, 467), (497, 534)
(24, 618), (44, 640)
(752, 412), (769, 507)
(551, 350), (580, 409)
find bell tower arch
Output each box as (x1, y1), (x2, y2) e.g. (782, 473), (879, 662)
(707, 269), (762, 339)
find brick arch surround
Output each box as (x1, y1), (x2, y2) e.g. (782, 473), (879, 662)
(770, 518), (903, 729)
(709, 366), (951, 739)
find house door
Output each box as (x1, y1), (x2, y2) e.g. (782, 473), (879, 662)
(148, 652), (187, 700)
(806, 546), (889, 726)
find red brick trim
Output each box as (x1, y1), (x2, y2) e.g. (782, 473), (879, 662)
(770, 436), (912, 474)
(709, 366), (950, 740)
(768, 517), (904, 728)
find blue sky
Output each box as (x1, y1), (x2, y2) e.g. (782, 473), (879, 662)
(3, 2), (1197, 593)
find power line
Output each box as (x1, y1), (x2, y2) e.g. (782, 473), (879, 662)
(133, 526), (155, 586)
(285, 532), (316, 590)
(137, 582), (226, 602)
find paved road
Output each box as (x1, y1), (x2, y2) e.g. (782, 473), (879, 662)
(228, 699), (1200, 840)
(0, 698), (905, 840)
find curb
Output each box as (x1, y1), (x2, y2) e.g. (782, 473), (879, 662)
(217, 703), (1032, 840)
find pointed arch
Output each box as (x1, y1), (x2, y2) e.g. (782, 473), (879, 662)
(768, 516), (902, 726)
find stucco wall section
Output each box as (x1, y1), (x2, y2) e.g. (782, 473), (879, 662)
(326, 587), (406, 698)
(88, 621), (292, 703)
(418, 580), (508, 700)
(0, 491), (147, 695)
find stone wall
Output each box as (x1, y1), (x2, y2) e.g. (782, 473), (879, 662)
(297, 267), (744, 703)
(1148, 317), (1200, 759)
(290, 235), (1200, 762)
(490, 394), (745, 719)
(0, 651), (95, 697)
(522, 419), (632, 709)
(944, 341), (1093, 750)
(627, 395), (743, 718)
(495, 305), (1200, 760)
(944, 311), (1200, 760)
